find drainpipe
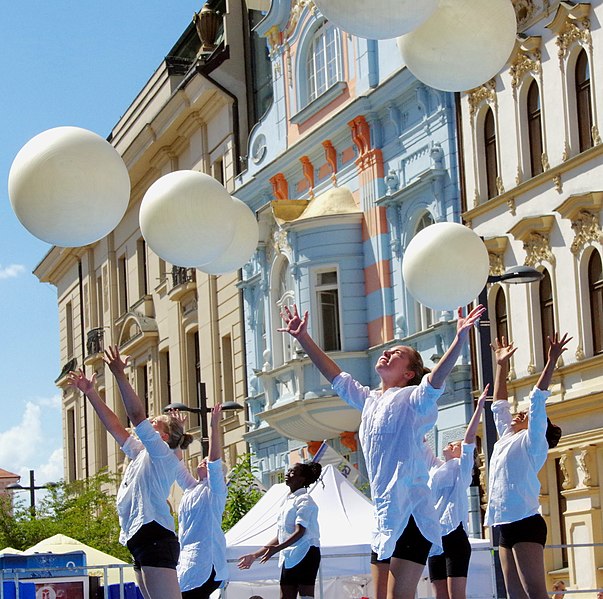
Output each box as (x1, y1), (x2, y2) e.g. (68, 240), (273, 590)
(78, 259), (90, 479)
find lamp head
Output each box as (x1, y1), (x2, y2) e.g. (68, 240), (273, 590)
(489, 266), (544, 285)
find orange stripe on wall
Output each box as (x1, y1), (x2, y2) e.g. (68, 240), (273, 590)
(368, 315), (394, 347)
(362, 207), (389, 241)
(364, 260), (392, 296)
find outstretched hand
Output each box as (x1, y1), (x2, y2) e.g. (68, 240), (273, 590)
(547, 332), (571, 362)
(67, 369), (96, 394)
(277, 304), (308, 339)
(477, 383), (490, 407)
(210, 403), (223, 427)
(491, 336), (517, 366)
(103, 345), (129, 377)
(456, 304), (486, 339)
(238, 553), (257, 570)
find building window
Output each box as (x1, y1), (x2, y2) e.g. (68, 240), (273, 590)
(494, 286), (509, 343)
(316, 270), (341, 352)
(414, 213), (435, 331)
(212, 157), (225, 185)
(186, 332), (203, 430)
(539, 269), (555, 359)
(96, 275), (104, 328)
(137, 239), (148, 298)
(222, 334), (235, 403)
(306, 22), (342, 104)
(248, 9), (273, 126)
(484, 108), (498, 199)
(67, 408), (77, 482)
(527, 79), (543, 177)
(275, 259), (295, 365)
(554, 458), (569, 567)
(575, 49), (593, 153)
(66, 301), (74, 359)
(118, 255), (128, 315)
(588, 251), (603, 355)
(137, 365), (149, 416)
(159, 350), (171, 410)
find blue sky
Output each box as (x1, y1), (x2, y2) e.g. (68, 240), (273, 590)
(0, 2), (205, 486)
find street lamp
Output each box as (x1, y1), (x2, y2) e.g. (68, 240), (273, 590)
(476, 265), (544, 598)
(6, 470), (54, 518)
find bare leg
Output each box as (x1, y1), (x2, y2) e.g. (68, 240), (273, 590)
(432, 578), (450, 599)
(499, 546), (529, 599)
(280, 584), (298, 599)
(298, 583), (316, 597)
(139, 566), (182, 599)
(134, 570), (152, 599)
(387, 557), (425, 599)
(372, 562), (390, 599)
(512, 542), (549, 599)
(447, 577), (467, 599)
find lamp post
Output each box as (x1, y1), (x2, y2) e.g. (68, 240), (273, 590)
(477, 265), (544, 599)
(6, 470), (53, 518)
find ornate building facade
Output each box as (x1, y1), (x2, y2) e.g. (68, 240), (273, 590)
(460, 0), (603, 592)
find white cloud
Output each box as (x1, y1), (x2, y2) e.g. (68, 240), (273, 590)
(0, 394), (63, 485)
(0, 264), (26, 279)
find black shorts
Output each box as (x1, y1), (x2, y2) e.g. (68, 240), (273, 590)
(428, 524), (472, 581)
(126, 521), (180, 570)
(370, 515), (433, 566)
(182, 568), (221, 599)
(496, 514), (547, 549)
(280, 546), (321, 587)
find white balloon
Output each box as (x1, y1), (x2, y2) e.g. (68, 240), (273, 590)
(402, 222), (489, 310)
(397, 0), (517, 92)
(199, 197), (259, 275)
(140, 170), (236, 268)
(313, 0), (437, 40)
(8, 126), (130, 247)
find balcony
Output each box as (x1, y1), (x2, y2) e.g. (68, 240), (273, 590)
(169, 266), (197, 303)
(86, 328), (104, 357)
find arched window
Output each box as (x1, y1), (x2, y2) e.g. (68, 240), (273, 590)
(306, 22), (342, 104)
(575, 49), (593, 152)
(414, 212), (435, 331)
(527, 79), (543, 177)
(494, 286), (509, 343)
(588, 251), (603, 354)
(484, 108), (498, 199)
(539, 269), (555, 357)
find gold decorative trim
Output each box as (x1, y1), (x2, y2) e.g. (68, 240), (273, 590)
(468, 79), (497, 119)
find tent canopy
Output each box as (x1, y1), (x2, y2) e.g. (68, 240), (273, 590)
(225, 464), (374, 582)
(23, 534), (136, 584)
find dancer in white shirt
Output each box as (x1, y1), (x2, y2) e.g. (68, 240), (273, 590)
(486, 335), (567, 599)
(68, 346), (196, 599)
(278, 303), (485, 599)
(425, 385), (489, 599)
(177, 404), (228, 599)
(238, 461), (322, 599)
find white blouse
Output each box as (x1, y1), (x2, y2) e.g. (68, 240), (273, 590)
(117, 419), (196, 545)
(177, 459), (228, 592)
(485, 387), (550, 527)
(332, 372), (444, 560)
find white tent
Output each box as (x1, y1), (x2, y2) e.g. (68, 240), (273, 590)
(223, 464), (374, 599)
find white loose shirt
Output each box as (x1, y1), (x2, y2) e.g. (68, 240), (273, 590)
(277, 487), (320, 569)
(332, 372), (444, 560)
(177, 459), (228, 591)
(485, 386), (550, 527)
(427, 442), (475, 538)
(117, 419), (197, 545)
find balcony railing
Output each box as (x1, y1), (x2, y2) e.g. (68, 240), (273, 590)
(171, 266), (196, 288)
(86, 328), (104, 356)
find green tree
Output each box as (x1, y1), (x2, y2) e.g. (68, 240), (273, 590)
(0, 470), (130, 562)
(222, 453), (264, 531)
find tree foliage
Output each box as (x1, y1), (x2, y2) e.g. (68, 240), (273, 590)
(222, 453), (264, 531)
(0, 470), (130, 562)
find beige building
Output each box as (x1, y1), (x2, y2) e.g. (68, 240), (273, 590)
(459, 1), (603, 593)
(34, 1), (271, 500)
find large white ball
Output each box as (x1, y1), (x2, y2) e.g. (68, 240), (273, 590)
(402, 222), (489, 310)
(397, 0), (517, 92)
(199, 197), (259, 275)
(140, 170), (236, 268)
(313, 0), (437, 40)
(8, 126), (130, 247)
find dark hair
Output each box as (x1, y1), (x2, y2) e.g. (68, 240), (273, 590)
(405, 346), (431, 386)
(546, 418), (562, 449)
(296, 462), (323, 487)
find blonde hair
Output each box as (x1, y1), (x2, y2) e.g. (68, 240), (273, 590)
(155, 414), (194, 450)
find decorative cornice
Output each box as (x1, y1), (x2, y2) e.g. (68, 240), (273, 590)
(546, 2), (592, 61)
(468, 79), (497, 119)
(556, 191), (603, 254)
(508, 215), (556, 266)
(510, 36), (542, 90)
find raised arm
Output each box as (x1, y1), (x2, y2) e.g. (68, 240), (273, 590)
(103, 345), (146, 426)
(208, 403), (223, 462)
(536, 332), (571, 391)
(428, 305), (486, 389)
(464, 384), (489, 444)
(278, 304), (342, 383)
(491, 337), (517, 401)
(67, 369), (129, 446)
